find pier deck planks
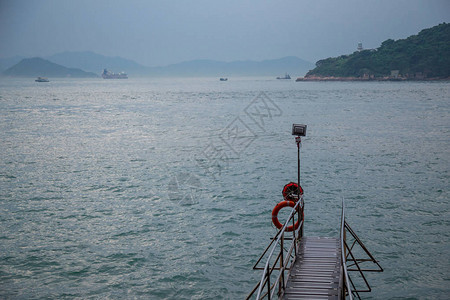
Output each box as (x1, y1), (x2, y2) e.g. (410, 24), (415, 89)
(283, 237), (342, 300)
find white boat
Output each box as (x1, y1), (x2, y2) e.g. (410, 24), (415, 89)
(35, 77), (49, 82)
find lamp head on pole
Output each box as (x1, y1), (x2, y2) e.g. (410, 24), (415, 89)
(292, 124), (307, 136)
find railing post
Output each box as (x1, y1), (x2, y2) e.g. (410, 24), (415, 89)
(279, 232), (284, 296)
(293, 216), (297, 254)
(300, 199), (304, 239)
(344, 223), (347, 259)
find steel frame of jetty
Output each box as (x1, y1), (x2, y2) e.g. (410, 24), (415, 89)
(246, 199), (383, 300)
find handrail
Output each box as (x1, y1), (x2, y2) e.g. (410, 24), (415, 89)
(340, 199), (383, 299)
(340, 199), (353, 300)
(248, 197), (304, 300)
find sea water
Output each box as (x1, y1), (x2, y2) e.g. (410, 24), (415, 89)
(0, 77), (449, 299)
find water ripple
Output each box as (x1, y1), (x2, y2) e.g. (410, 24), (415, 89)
(0, 79), (449, 299)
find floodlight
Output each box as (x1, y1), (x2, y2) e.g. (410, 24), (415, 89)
(292, 124), (307, 136)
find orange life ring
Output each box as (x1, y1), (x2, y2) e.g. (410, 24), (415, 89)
(282, 182), (303, 202)
(272, 201), (300, 232)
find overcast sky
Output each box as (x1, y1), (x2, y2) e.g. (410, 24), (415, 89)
(1, 0), (449, 66)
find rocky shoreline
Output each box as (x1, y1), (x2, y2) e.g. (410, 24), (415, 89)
(295, 76), (450, 82)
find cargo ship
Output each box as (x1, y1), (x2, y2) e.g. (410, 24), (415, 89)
(102, 69), (128, 79)
(276, 73), (291, 79)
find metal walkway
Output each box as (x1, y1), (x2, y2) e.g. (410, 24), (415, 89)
(247, 198), (383, 299)
(247, 128), (383, 299)
(283, 237), (342, 300)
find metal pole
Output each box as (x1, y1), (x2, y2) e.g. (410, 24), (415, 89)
(296, 136), (301, 195)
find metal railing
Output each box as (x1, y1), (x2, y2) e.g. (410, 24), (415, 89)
(340, 199), (383, 299)
(340, 199), (354, 300)
(248, 198), (382, 300)
(246, 197), (304, 300)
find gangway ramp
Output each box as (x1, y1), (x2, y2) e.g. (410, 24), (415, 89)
(246, 125), (383, 299)
(283, 237), (342, 300)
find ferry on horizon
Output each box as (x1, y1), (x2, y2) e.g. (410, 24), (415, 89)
(35, 77), (49, 82)
(102, 69), (128, 79)
(276, 73), (291, 80)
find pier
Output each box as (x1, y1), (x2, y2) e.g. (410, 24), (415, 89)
(246, 125), (382, 300)
(246, 199), (383, 300)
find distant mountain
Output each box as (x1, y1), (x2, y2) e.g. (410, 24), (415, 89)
(0, 56), (25, 72)
(1, 51), (314, 77)
(154, 56), (314, 77)
(306, 23), (450, 79)
(45, 51), (313, 77)
(2, 57), (98, 78)
(46, 51), (147, 74)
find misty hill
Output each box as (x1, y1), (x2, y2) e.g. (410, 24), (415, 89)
(306, 23), (450, 79)
(46, 51), (147, 74)
(41, 51), (313, 77)
(3, 57), (98, 78)
(0, 56), (25, 72)
(153, 56), (313, 77)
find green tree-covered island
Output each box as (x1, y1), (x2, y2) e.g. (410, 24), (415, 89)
(298, 23), (450, 81)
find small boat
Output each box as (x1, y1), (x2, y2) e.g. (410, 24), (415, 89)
(102, 69), (128, 79)
(35, 77), (49, 82)
(220, 78), (228, 81)
(277, 73), (291, 80)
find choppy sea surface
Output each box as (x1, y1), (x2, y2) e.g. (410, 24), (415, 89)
(0, 77), (449, 299)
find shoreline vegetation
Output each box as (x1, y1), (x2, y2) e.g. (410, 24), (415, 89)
(299, 23), (449, 82)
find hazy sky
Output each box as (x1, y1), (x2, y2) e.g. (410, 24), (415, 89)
(1, 0), (449, 66)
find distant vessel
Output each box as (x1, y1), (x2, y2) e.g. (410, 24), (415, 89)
(35, 77), (49, 82)
(220, 77), (228, 81)
(277, 73), (291, 80)
(102, 69), (128, 79)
